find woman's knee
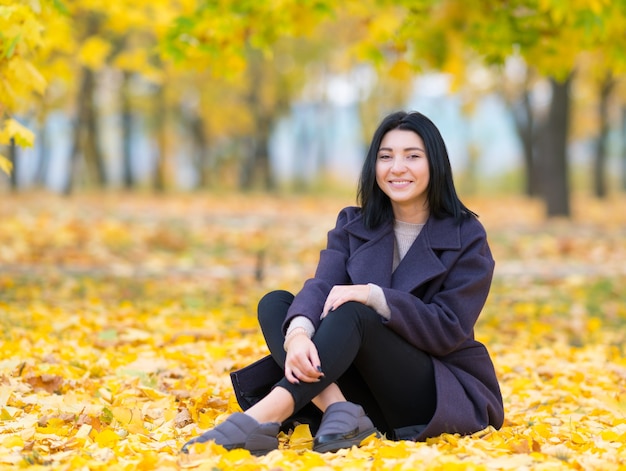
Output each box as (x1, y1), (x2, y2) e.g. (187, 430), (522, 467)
(257, 290), (294, 327)
(325, 301), (380, 330)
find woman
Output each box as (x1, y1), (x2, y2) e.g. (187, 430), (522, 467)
(182, 111), (504, 455)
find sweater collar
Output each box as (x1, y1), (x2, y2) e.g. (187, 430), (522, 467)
(345, 213), (461, 250)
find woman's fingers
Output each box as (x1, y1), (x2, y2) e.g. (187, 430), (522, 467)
(321, 284), (370, 319)
(286, 339), (324, 383)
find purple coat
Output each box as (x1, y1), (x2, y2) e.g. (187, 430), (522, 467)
(284, 206), (504, 441)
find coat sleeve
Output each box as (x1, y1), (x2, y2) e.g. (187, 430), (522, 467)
(282, 207), (356, 333)
(382, 218), (494, 357)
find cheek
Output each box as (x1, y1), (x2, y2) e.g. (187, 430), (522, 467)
(375, 162), (385, 182)
(418, 161), (430, 180)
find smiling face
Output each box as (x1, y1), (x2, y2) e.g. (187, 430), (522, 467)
(375, 129), (430, 223)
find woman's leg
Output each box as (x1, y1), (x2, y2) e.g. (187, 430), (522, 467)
(257, 291), (436, 435)
(256, 290), (294, 369)
(183, 291), (434, 454)
(256, 291), (343, 419)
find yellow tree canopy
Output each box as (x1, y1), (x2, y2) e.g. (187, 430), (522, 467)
(369, 0), (626, 82)
(0, 0), (50, 172)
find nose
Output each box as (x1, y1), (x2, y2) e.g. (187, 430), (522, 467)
(391, 156), (406, 173)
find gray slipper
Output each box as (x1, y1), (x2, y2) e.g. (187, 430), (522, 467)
(181, 412), (280, 456)
(313, 402), (380, 453)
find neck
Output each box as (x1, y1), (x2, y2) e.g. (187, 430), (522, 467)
(392, 205), (430, 224)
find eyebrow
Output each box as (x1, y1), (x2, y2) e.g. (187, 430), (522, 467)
(378, 147), (425, 152)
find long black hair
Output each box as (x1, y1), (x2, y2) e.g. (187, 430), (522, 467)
(357, 111), (476, 229)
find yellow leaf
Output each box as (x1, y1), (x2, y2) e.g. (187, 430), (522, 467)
(75, 424), (92, 441)
(94, 428), (121, 447)
(287, 423), (312, 451)
(0, 155), (11, 174)
(389, 59), (414, 81)
(78, 36), (111, 70)
(0, 386), (11, 407)
(197, 411), (216, 429)
(113, 406), (145, 434)
(2, 434), (23, 448)
(600, 429), (620, 441)
(0, 408), (12, 420)
(0, 118), (35, 147)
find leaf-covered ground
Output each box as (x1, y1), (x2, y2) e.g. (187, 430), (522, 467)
(1, 192), (625, 470)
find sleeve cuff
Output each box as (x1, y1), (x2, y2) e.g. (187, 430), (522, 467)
(285, 315), (316, 338)
(366, 283), (391, 319)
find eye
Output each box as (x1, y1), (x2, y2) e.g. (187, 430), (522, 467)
(377, 154), (392, 160)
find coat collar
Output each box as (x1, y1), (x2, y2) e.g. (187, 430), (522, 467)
(343, 213), (461, 249)
(344, 214), (462, 292)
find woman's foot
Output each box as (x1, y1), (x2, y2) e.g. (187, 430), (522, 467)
(181, 413), (280, 456)
(313, 402), (380, 453)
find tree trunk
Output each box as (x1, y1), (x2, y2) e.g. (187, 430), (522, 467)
(63, 66), (105, 195)
(593, 73), (615, 199)
(34, 119), (49, 187)
(538, 75), (572, 218)
(239, 50), (276, 191)
(153, 84), (168, 193)
(621, 106), (626, 191)
(83, 67), (106, 188)
(63, 69), (90, 195)
(186, 108), (210, 189)
(511, 89), (540, 197)
(121, 71), (134, 189)
(9, 137), (17, 191)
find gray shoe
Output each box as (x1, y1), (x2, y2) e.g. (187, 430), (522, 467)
(181, 413), (280, 456)
(313, 402), (380, 453)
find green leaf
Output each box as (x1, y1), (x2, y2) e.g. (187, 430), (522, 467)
(3, 34), (20, 59)
(52, 0), (69, 16)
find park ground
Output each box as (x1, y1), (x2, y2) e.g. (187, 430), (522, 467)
(0, 191), (625, 470)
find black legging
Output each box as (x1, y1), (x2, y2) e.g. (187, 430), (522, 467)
(257, 290), (437, 437)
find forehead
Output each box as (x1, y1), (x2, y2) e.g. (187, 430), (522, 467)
(379, 129), (424, 149)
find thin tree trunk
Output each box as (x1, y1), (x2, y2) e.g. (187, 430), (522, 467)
(63, 68), (89, 195)
(538, 75), (572, 218)
(593, 73), (614, 199)
(153, 84), (168, 193)
(621, 106), (626, 191)
(121, 71), (134, 189)
(511, 89), (539, 197)
(83, 66), (106, 188)
(189, 111), (210, 189)
(63, 66), (105, 194)
(9, 137), (17, 191)
(34, 118), (49, 187)
(239, 50), (275, 191)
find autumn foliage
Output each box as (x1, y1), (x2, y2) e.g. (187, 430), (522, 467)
(0, 193), (624, 470)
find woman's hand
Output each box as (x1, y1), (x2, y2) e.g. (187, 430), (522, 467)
(321, 284), (370, 319)
(285, 334), (324, 384)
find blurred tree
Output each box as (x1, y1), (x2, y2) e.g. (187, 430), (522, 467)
(623, 106), (626, 191)
(7, 138), (16, 190)
(593, 72), (615, 199)
(0, 0), (49, 175)
(500, 62), (540, 197)
(64, 13), (108, 194)
(366, 0), (626, 217)
(163, 0), (335, 191)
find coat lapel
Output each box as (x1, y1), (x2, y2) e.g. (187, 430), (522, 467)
(344, 214), (463, 294)
(392, 216), (462, 293)
(344, 216), (395, 288)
